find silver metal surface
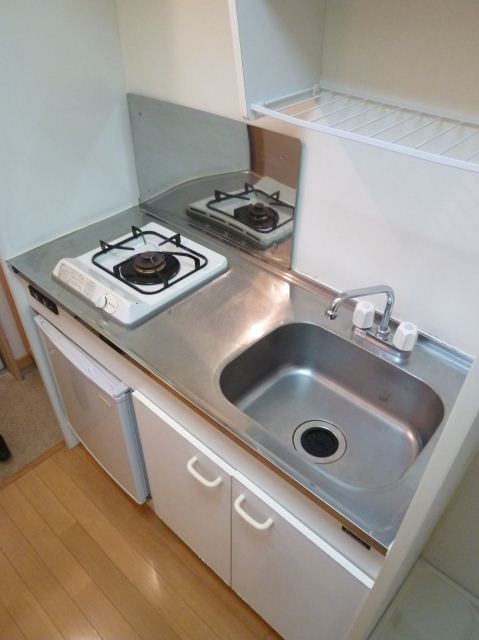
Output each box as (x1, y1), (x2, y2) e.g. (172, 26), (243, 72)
(352, 328), (411, 364)
(219, 322), (443, 489)
(128, 95), (250, 202)
(143, 172), (293, 269)
(9, 205), (471, 550)
(128, 94), (302, 270)
(292, 421), (347, 465)
(326, 285), (395, 338)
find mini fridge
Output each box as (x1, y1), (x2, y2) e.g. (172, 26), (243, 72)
(35, 315), (149, 503)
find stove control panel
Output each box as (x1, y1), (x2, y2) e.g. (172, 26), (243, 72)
(53, 259), (119, 316)
(55, 260), (97, 299)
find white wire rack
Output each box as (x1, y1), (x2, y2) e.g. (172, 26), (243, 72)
(251, 86), (479, 172)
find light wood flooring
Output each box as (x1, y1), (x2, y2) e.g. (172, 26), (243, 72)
(0, 444), (279, 640)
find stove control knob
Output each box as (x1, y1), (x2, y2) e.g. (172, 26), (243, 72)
(94, 294), (108, 309)
(104, 295), (118, 314)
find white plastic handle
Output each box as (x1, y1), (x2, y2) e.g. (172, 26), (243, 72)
(234, 494), (273, 530)
(186, 456), (222, 488)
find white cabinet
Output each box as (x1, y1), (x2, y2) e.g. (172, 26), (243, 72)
(229, 0), (479, 173)
(133, 392), (232, 583)
(133, 391), (373, 640)
(231, 478), (369, 640)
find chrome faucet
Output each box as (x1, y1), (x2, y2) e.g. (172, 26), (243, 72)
(325, 285), (395, 340)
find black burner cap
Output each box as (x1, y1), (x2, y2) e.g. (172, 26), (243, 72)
(115, 251), (181, 286)
(234, 202), (279, 231)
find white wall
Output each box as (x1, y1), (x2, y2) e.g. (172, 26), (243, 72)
(0, 0), (138, 259)
(248, 0), (479, 358)
(320, 0), (479, 121)
(287, 126), (479, 357)
(423, 448), (479, 600)
(0, 281), (26, 359)
(115, 0), (242, 120)
(0, 0), (139, 446)
(303, 1), (479, 356)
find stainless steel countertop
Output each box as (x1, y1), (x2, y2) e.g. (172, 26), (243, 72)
(9, 204), (470, 552)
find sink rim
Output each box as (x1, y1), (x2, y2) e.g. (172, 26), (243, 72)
(217, 319), (448, 412)
(216, 320), (450, 491)
(216, 320), (460, 412)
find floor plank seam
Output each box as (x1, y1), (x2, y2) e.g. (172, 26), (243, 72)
(37, 458), (204, 640)
(68, 445), (279, 639)
(0, 548), (66, 640)
(2, 447), (279, 640)
(0, 508), (86, 640)
(63, 447), (258, 639)
(9, 478), (141, 640)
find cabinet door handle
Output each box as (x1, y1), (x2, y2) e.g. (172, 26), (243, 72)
(186, 456), (222, 488)
(234, 494), (273, 530)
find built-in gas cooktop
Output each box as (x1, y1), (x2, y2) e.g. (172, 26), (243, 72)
(187, 177), (295, 249)
(52, 221), (227, 326)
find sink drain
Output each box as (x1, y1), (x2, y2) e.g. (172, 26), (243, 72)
(293, 420), (346, 464)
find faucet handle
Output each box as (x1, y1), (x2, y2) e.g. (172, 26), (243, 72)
(352, 301), (375, 329)
(393, 322), (418, 352)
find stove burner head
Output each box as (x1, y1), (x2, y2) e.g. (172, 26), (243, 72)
(133, 251), (167, 276)
(248, 203), (275, 223)
(234, 202), (279, 231)
(115, 251), (181, 286)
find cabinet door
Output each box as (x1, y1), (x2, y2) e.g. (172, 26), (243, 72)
(231, 478), (369, 640)
(133, 392), (232, 583)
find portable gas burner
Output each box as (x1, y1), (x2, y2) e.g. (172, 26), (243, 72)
(53, 221), (227, 325)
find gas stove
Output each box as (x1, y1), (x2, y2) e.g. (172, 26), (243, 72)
(187, 177), (295, 249)
(53, 221), (227, 326)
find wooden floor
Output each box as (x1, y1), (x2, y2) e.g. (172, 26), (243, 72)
(0, 445), (279, 640)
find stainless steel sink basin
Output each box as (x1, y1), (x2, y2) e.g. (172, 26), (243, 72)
(219, 322), (444, 490)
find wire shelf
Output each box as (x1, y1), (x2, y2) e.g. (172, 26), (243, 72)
(251, 86), (479, 172)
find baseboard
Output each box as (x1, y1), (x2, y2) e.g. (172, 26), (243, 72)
(15, 353), (35, 371)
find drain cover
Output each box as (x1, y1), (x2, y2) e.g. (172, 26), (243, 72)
(301, 427), (339, 457)
(293, 420), (346, 464)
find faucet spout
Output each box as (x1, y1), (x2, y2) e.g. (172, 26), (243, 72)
(325, 285), (395, 339)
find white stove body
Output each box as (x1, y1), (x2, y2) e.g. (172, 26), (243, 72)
(187, 177), (295, 248)
(53, 221), (227, 326)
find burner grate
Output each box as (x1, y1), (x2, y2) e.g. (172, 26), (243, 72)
(91, 226), (208, 295)
(205, 182), (294, 234)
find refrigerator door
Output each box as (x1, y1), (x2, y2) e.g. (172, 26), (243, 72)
(35, 315), (148, 503)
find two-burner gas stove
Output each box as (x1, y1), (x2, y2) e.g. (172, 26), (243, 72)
(53, 221), (227, 326)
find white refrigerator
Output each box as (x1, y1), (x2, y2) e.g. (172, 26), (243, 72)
(35, 315), (148, 503)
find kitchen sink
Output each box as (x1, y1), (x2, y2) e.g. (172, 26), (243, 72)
(219, 322), (444, 490)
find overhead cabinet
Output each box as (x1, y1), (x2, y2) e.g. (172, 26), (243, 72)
(133, 391), (372, 640)
(229, 0), (479, 172)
